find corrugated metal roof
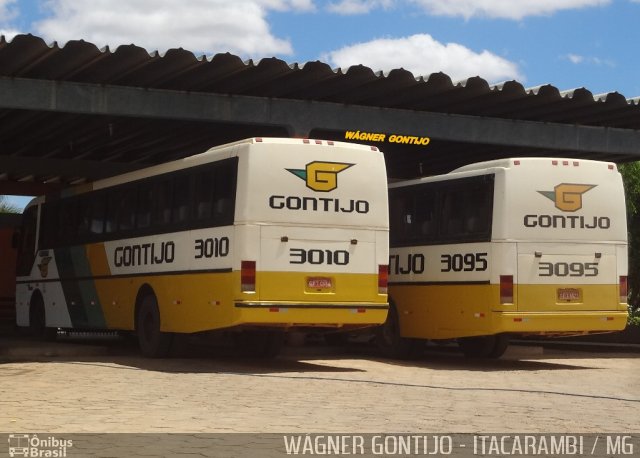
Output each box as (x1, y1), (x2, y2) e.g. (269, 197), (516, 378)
(1, 33), (640, 191)
(3, 34), (640, 126)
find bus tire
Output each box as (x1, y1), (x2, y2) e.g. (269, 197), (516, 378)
(29, 292), (57, 341)
(488, 334), (510, 358)
(458, 334), (509, 359)
(375, 303), (422, 359)
(136, 294), (174, 358)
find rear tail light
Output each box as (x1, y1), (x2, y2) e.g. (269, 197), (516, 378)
(241, 260), (256, 292)
(620, 275), (628, 303)
(378, 264), (388, 294)
(500, 275), (513, 304)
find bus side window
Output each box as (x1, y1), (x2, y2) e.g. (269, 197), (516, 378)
(106, 188), (135, 234)
(58, 200), (76, 246)
(414, 191), (436, 240)
(213, 161), (235, 225)
(441, 190), (463, 237)
(90, 195), (106, 235)
(194, 169), (213, 221)
(458, 179), (493, 239)
(117, 187), (136, 232)
(151, 179), (172, 227)
(389, 193), (411, 245)
(76, 197), (91, 237)
(137, 183), (153, 229)
(105, 192), (118, 234)
(172, 174), (191, 224)
(463, 187), (491, 235)
(440, 177), (493, 242)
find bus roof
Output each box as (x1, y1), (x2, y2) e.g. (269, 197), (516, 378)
(389, 157), (619, 191)
(452, 157), (617, 173)
(40, 137), (378, 200)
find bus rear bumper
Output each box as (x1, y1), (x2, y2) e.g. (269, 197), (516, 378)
(234, 302), (389, 328)
(494, 310), (629, 335)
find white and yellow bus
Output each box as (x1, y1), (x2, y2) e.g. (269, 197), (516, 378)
(382, 158), (628, 358)
(15, 138), (389, 357)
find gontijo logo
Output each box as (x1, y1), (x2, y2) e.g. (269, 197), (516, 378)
(269, 161), (369, 213)
(524, 182), (610, 229)
(538, 183), (596, 212)
(286, 161), (354, 192)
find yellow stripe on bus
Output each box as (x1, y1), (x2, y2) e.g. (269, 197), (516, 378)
(390, 283), (626, 340)
(85, 243), (111, 277)
(256, 271), (387, 303)
(93, 270), (387, 333)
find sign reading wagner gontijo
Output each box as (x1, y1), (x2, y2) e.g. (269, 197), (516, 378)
(344, 130), (431, 146)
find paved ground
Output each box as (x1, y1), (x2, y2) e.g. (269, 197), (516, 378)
(1, 336), (639, 435)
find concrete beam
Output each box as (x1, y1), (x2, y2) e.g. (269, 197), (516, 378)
(1, 76), (640, 156)
(0, 155), (143, 181)
(0, 180), (60, 196)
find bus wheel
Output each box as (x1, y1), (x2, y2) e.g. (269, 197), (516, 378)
(488, 334), (510, 358)
(375, 304), (422, 359)
(136, 294), (174, 358)
(29, 293), (57, 341)
(235, 330), (284, 358)
(458, 334), (509, 359)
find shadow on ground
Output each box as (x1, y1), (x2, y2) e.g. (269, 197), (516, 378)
(2, 324), (630, 374)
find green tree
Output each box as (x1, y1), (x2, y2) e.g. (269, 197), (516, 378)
(619, 162), (640, 311)
(0, 195), (20, 214)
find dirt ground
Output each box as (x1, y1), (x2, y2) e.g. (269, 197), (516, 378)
(1, 341), (638, 434)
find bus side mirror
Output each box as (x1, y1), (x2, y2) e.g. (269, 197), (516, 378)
(11, 230), (20, 249)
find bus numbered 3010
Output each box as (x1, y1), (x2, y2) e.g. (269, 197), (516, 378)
(381, 157), (628, 358)
(14, 138), (390, 357)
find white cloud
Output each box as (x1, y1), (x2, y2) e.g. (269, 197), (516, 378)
(566, 54), (584, 64)
(327, 0), (394, 15)
(408, 0), (610, 20)
(0, 0), (18, 35)
(323, 34), (522, 83)
(34, 0), (314, 57)
(0, 0), (20, 39)
(562, 53), (614, 67)
(0, 0), (16, 20)
(0, 28), (19, 39)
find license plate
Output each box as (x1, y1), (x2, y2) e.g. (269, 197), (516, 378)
(557, 288), (581, 301)
(307, 277), (333, 289)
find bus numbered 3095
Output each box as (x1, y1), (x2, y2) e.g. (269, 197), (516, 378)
(14, 138), (390, 357)
(381, 157), (628, 359)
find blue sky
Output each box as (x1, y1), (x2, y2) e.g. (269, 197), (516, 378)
(2, 0), (640, 210)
